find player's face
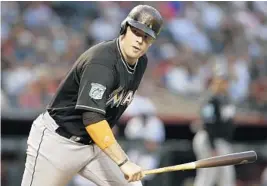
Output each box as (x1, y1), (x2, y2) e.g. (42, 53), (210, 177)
(123, 26), (154, 59)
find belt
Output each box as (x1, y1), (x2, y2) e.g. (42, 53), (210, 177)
(55, 127), (94, 145)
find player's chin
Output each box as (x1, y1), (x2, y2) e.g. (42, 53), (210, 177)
(132, 51), (144, 59)
(128, 52), (140, 59)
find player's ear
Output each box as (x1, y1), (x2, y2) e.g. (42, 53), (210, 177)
(120, 19), (127, 35)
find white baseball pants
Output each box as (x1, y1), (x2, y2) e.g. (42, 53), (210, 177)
(192, 130), (236, 186)
(21, 112), (142, 186)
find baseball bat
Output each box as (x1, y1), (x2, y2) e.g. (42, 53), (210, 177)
(142, 151), (257, 175)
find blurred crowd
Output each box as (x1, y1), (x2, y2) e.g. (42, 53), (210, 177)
(1, 1), (267, 113)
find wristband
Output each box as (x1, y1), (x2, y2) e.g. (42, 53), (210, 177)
(118, 158), (128, 167)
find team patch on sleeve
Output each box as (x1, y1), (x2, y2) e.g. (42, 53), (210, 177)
(89, 83), (106, 100)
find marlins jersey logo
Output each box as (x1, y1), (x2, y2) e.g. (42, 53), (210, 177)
(106, 86), (135, 108)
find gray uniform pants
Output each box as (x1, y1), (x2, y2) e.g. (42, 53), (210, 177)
(192, 130), (236, 186)
(21, 112), (142, 186)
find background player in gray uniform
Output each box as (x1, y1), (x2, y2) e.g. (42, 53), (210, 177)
(192, 63), (236, 186)
(21, 5), (163, 186)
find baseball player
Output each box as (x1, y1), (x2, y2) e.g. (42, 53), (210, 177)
(192, 64), (236, 186)
(21, 5), (163, 186)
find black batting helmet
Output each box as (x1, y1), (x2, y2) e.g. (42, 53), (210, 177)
(120, 5), (163, 39)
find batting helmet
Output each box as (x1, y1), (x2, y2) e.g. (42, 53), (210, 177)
(120, 5), (163, 39)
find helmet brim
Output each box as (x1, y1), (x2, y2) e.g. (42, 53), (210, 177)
(127, 18), (156, 39)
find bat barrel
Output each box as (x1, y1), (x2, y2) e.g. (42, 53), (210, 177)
(195, 151), (257, 168)
(142, 151), (257, 176)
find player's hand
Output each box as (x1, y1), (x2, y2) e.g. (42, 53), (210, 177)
(119, 161), (144, 182)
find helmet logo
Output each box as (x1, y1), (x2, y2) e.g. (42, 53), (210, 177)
(138, 12), (153, 28)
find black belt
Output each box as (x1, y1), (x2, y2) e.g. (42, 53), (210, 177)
(55, 127), (94, 145)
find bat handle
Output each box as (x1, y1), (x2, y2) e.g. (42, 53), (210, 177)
(142, 162), (196, 175)
(142, 168), (164, 175)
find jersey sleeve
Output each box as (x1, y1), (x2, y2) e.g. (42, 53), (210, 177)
(75, 63), (115, 115)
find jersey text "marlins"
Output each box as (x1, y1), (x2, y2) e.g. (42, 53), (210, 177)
(106, 86), (135, 108)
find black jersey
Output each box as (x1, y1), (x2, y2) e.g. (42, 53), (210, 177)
(200, 93), (236, 149)
(47, 38), (147, 137)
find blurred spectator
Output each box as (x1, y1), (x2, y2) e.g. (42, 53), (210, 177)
(89, 2), (122, 43)
(167, 12), (211, 54)
(165, 58), (192, 95)
(23, 2), (60, 30)
(2, 60), (37, 106)
(164, 47), (206, 95)
(18, 80), (43, 109)
(228, 52), (251, 104)
(198, 2), (224, 32)
(124, 95), (165, 185)
(192, 65), (236, 186)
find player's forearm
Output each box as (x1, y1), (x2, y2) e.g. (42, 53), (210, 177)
(102, 142), (128, 166)
(85, 120), (128, 166)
